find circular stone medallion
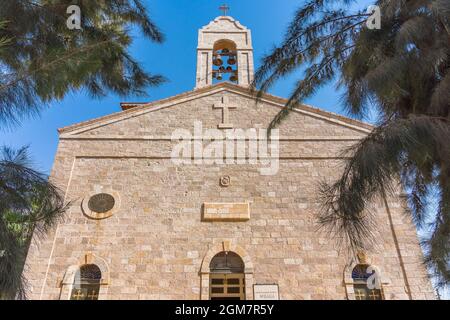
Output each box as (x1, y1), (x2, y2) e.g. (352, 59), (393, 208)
(219, 175), (231, 187)
(87, 193), (115, 213)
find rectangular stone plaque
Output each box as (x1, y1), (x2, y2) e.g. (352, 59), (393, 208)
(202, 202), (250, 221)
(253, 284), (279, 300)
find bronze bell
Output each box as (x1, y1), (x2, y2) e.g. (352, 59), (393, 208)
(216, 73), (223, 81)
(219, 66), (225, 72)
(230, 73), (238, 82)
(213, 55), (223, 66)
(228, 56), (236, 65)
(226, 66), (233, 72)
(222, 48), (230, 54)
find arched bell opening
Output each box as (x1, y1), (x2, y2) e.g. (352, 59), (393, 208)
(212, 40), (238, 84)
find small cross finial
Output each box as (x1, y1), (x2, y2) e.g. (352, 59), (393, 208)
(219, 4), (230, 16)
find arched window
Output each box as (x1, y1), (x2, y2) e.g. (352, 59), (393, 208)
(212, 40), (238, 84)
(352, 264), (384, 300)
(70, 264), (101, 300)
(209, 251), (245, 300)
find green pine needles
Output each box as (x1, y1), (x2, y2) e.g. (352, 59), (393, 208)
(0, 1), (166, 126)
(254, 0), (450, 289)
(0, 1), (166, 299)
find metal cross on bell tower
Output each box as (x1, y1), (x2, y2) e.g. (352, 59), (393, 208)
(219, 4), (230, 16)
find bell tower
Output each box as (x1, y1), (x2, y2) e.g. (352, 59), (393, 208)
(195, 7), (254, 89)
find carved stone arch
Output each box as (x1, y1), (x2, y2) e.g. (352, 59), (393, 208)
(213, 39), (237, 52)
(199, 241), (254, 300)
(200, 241), (254, 274)
(59, 253), (110, 300)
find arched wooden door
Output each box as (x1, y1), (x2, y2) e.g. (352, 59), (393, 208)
(209, 251), (245, 300)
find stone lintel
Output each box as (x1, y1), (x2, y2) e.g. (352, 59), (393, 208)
(202, 202), (250, 222)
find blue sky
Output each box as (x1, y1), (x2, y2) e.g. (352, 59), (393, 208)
(0, 0), (374, 173)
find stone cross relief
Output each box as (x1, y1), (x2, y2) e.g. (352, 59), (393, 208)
(213, 96), (237, 129)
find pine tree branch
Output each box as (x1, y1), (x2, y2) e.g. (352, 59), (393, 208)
(0, 38), (114, 93)
(285, 13), (370, 45)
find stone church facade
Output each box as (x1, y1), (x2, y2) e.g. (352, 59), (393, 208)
(24, 15), (435, 300)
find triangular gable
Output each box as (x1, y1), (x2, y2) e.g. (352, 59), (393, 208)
(58, 82), (373, 137)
